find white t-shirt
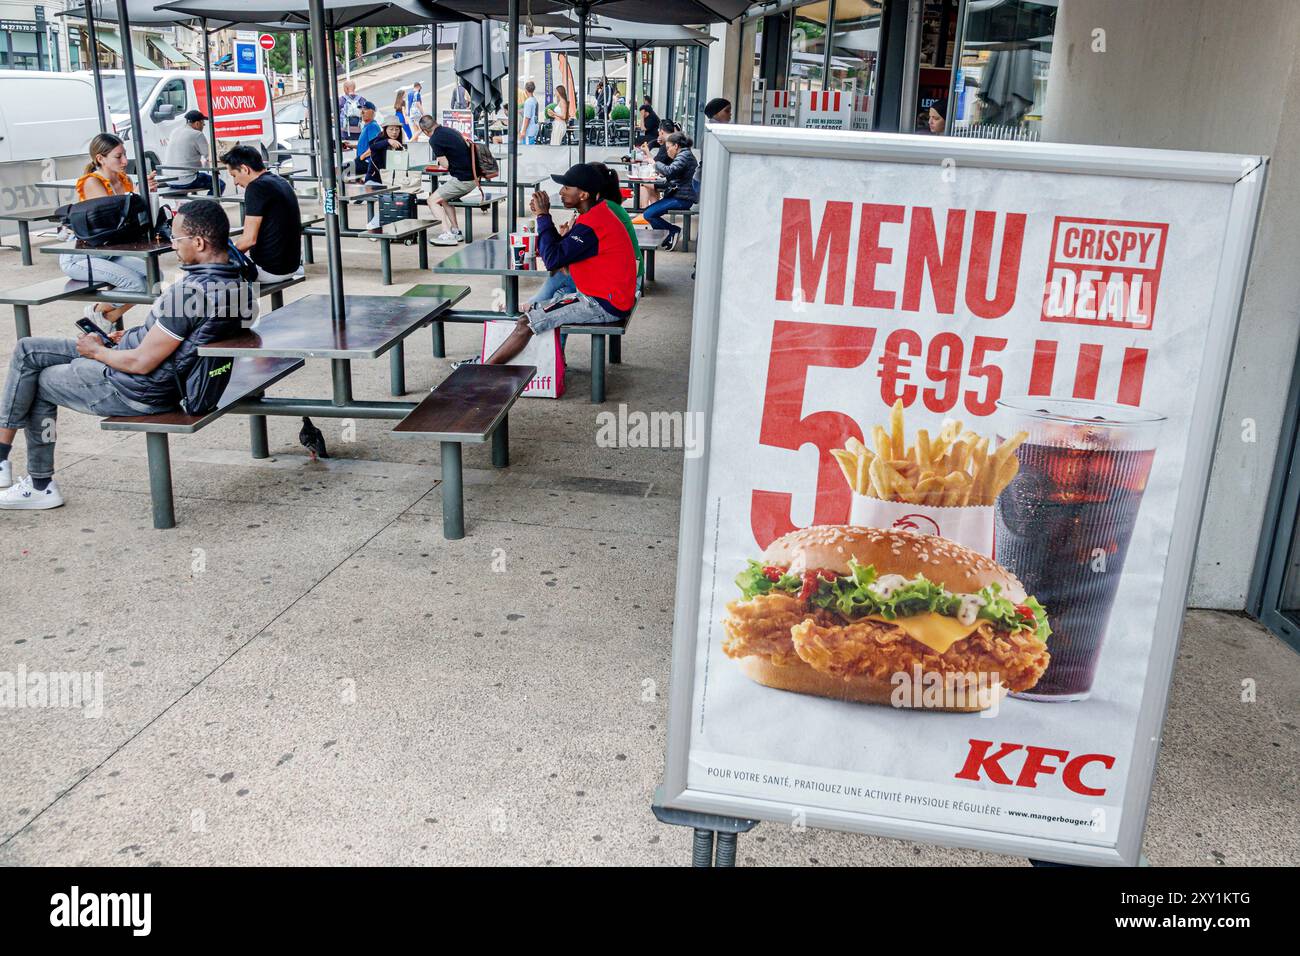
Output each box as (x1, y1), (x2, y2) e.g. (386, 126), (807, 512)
(164, 124), (209, 171)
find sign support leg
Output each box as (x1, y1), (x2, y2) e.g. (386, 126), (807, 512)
(651, 788), (758, 867)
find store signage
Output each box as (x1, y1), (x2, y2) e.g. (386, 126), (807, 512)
(0, 19), (40, 32)
(660, 125), (1266, 865)
(234, 41), (257, 75)
(798, 90), (852, 130)
(763, 90), (795, 128)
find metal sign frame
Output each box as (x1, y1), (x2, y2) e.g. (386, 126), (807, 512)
(659, 123), (1267, 866)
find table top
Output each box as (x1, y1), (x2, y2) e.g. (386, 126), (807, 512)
(341, 183), (397, 202)
(42, 237), (174, 258)
(198, 294), (455, 360)
(429, 238), (547, 277)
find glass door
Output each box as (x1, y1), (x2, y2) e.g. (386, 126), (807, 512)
(1252, 346), (1300, 654)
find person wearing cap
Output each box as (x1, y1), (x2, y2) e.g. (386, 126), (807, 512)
(353, 102), (382, 178)
(470, 164), (636, 368)
(163, 110), (224, 194)
(703, 97), (732, 124)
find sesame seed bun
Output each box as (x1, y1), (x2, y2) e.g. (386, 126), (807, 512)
(761, 525), (1026, 602)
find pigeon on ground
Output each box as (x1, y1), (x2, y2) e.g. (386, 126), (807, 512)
(299, 417), (328, 460)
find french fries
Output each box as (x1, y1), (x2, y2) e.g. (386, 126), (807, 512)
(831, 400), (1027, 506)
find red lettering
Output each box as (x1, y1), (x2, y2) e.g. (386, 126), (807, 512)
(965, 211), (1025, 318)
(902, 208), (965, 314)
(775, 198), (853, 305)
(1062, 227), (1080, 258)
(1063, 753), (1115, 796)
(953, 739), (1022, 785)
(852, 203), (904, 309)
(750, 321), (875, 548)
(1015, 746), (1071, 788)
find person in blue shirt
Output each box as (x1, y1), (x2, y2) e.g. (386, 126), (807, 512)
(352, 102), (381, 178)
(406, 82), (424, 121)
(520, 81), (539, 145)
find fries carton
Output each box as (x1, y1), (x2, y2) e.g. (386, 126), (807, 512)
(832, 400), (1027, 558)
(849, 496), (995, 556)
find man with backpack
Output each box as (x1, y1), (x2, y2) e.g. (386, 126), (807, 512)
(0, 200), (258, 510)
(426, 115), (484, 246)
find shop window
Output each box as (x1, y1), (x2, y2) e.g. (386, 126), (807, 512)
(950, 0), (1056, 139)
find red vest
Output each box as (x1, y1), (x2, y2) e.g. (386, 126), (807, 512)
(567, 202), (637, 314)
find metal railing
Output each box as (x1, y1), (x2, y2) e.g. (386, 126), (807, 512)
(949, 122), (1041, 142)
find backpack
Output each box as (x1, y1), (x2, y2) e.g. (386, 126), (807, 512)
(226, 240), (259, 283)
(171, 300), (247, 416)
(461, 132), (499, 180)
(57, 193), (151, 247)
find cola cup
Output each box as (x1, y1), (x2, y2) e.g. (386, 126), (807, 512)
(993, 397), (1164, 701)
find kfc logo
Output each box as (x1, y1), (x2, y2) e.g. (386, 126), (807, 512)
(1041, 217), (1168, 331)
(955, 738), (1116, 796)
(892, 513), (941, 536)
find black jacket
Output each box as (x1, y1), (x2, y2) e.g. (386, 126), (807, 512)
(655, 148), (699, 203)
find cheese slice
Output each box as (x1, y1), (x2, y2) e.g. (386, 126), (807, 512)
(865, 613), (981, 656)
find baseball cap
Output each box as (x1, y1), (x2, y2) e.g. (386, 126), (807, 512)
(550, 163), (604, 197)
(184, 109), (207, 122)
(361, 100), (377, 111)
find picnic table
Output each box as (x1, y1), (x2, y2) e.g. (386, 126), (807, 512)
(41, 236), (173, 291)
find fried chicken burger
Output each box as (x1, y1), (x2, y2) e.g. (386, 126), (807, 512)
(722, 526), (1051, 712)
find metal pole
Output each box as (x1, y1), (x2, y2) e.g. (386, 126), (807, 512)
(327, 24), (344, 177)
(507, 0), (519, 233)
(308, 0), (346, 325)
(201, 20), (219, 197)
(821, 0), (837, 92)
(304, 42), (317, 176)
(431, 25), (438, 119)
(113, 0), (151, 214)
(83, 5), (106, 126)
(628, 44), (637, 150)
(577, 4), (587, 161)
(291, 33), (299, 92)
(344, 29), (352, 80)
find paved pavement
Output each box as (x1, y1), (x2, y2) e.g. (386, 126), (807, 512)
(0, 204), (1297, 866)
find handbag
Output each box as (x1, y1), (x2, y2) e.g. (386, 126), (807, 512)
(57, 193), (151, 247)
(226, 240), (259, 282)
(381, 147), (424, 191)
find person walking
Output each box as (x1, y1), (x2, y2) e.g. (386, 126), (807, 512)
(58, 133), (158, 332)
(549, 85), (572, 145)
(406, 81), (424, 121)
(338, 79), (365, 148)
(392, 90), (413, 138)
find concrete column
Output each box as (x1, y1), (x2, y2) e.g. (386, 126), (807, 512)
(1042, 0), (1300, 609)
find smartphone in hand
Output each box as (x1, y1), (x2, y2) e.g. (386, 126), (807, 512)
(75, 318), (114, 347)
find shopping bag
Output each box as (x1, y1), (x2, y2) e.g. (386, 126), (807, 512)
(480, 320), (565, 399)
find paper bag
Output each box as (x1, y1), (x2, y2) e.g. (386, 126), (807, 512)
(481, 320), (566, 399)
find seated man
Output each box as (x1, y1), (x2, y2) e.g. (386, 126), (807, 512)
(222, 145), (304, 282)
(0, 200), (257, 510)
(476, 164), (636, 367)
(164, 110), (225, 194)
(426, 115), (478, 246)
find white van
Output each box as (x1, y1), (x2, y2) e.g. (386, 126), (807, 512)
(93, 69), (276, 169)
(0, 71), (100, 230)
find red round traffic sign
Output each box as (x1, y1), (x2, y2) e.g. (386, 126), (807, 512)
(258, 33), (275, 50)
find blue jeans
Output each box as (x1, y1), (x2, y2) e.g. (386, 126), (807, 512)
(532, 270), (575, 307)
(58, 253), (151, 310)
(645, 195), (694, 236)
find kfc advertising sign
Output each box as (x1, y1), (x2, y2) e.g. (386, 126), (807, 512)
(193, 79), (269, 138)
(659, 127), (1266, 865)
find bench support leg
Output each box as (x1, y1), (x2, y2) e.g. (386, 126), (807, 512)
(491, 203), (499, 234)
(419, 237), (429, 270)
(683, 215), (693, 253)
(591, 336), (607, 404)
(270, 290), (284, 311)
(464, 208), (473, 243)
(18, 221), (32, 267)
(380, 241), (392, 285)
(609, 336), (622, 365)
(440, 440), (464, 539)
(14, 305), (31, 340)
(304, 234), (315, 264)
(431, 321), (446, 358)
(249, 415), (269, 459)
(389, 340), (406, 396)
(646, 250), (655, 282)
(491, 416), (509, 468)
(145, 432), (176, 530)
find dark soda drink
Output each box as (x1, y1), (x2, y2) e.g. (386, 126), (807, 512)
(993, 399), (1163, 701)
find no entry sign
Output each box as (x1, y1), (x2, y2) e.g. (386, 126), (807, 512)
(258, 33), (275, 51)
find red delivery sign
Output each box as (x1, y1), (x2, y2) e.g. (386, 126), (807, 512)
(193, 79), (268, 138)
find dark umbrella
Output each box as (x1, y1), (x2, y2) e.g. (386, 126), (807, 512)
(453, 17), (509, 123)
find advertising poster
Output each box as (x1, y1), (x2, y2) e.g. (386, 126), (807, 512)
(193, 79), (268, 138)
(798, 90), (852, 130)
(661, 127), (1265, 865)
(441, 109), (475, 137)
(763, 90), (795, 128)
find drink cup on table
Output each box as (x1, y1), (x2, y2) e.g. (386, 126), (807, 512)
(993, 397), (1164, 702)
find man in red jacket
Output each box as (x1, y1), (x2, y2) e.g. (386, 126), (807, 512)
(481, 164), (636, 366)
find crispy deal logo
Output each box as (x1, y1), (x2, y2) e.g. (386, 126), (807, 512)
(1041, 217), (1168, 331)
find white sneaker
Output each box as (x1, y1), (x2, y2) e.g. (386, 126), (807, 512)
(0, 459), (11, 488)
(431, 231), (460, 246)
(0, 476), (64, 510)
(83, 305), (113, 334)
